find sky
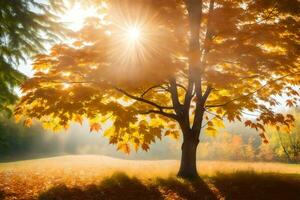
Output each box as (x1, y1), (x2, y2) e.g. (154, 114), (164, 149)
(19, 1), (97, 77)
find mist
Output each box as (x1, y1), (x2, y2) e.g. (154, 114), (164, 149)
(0, 117), (258, 162)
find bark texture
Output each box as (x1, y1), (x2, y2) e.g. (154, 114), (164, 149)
(177, 132), (200, 179)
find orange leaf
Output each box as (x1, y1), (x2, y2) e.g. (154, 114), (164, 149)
(245, 120), (252, 127)
(117, 143), (130, 154)
(286, 100), (294, 107)
(90, 123), (101, 132)
(23, 118), (32, 127)
(142, 143), (150, 152)
(74, 115), (83, 125)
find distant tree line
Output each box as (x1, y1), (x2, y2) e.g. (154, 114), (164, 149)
(198, 110), (300, 163)
(198, 129), (299, 163)
(0, 114), (63, 161)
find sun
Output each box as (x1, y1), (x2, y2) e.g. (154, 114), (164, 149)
(127, 27), (141, 41)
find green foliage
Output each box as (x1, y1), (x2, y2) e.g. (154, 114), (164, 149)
(0, 59), (26, 116)
(0, 0), (66, 111)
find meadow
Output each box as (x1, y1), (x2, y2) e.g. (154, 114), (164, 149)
(1, 155), (300, 200)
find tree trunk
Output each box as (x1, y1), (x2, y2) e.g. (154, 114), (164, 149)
(177, 133), (199, 179)
(177, 0), (203, 180)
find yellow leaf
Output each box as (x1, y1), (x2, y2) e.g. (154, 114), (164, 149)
(117, 143), (130, 154)
(74, 115), (83, 125)
(213, 118), (225, 128)
(205, 126), (217, 136)
(104, 126), (115, 137)
(207, 121), (213, 127)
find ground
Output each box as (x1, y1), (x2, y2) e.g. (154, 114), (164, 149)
(0, 155), (300, 200)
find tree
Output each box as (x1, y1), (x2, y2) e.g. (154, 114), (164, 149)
(257, 143), (274, 161)
(267, 110), (300, 163)
(276, 130), (300, 163)
(16, 0), (300, 178)
(0, 0), (65, 113)
(0, 112), (62, 161)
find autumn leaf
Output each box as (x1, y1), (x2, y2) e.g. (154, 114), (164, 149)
(245, 120), (252, 127)
(286, 100), (294, 107)
(205, 127), (217, 137)
(212, 118), (225, 128)
(117, 143), (130, 154)
(165, 130), (171, 136)
(23, 118), (33, 127)
(90, 123), (101, 132)
(141, 143), (150, 152)
(74, 115), (83, 125)
(207, 121), (213, 127)
(134, 142), (139, 152)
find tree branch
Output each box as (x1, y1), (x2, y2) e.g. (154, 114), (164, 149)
(205, 108), (222, 119)
(114, 87), (173, 111)
(176, 83), (188, 92)
(140, 84), (166, 97)
(192, 86), (212, 133)
(169, 77), (183, 115)
(49, 80), (98, 84)
(201, 0), (215, 57)
(206, 71), (300, 108)
(139, 109), (178, 120)
(201, 113), (226, 129)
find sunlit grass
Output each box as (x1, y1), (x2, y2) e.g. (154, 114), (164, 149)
(1, 155), (300, 199)
(1, 155), (299, 177)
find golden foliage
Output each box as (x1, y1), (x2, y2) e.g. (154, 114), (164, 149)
(15, 0), (300, 153)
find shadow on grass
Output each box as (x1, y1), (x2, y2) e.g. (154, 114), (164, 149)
(156, 177), (217, 200)
(39, 172), (217, 200)
(213, 171), (300, 200)
(39, 172), (163, 200)
(38, 171), (300, 200)
(0, 191), (4, 200)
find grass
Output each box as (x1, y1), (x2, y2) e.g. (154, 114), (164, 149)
(0, 155), (300, 200)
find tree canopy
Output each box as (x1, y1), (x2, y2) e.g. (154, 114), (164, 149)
(16, 0), (300, 165)
(0, 0), (65, 113)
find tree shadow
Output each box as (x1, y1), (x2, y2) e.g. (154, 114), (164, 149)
(156, 177), (218, 200)
(11, 171), (300, 200)
(39, 172), (163, 200)
(39, 172), (217, 200)
(0, 191), (5, 200)
(212, 171), (300, 200)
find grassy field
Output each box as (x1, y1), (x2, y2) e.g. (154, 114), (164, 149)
(0, 155), (300, 200)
